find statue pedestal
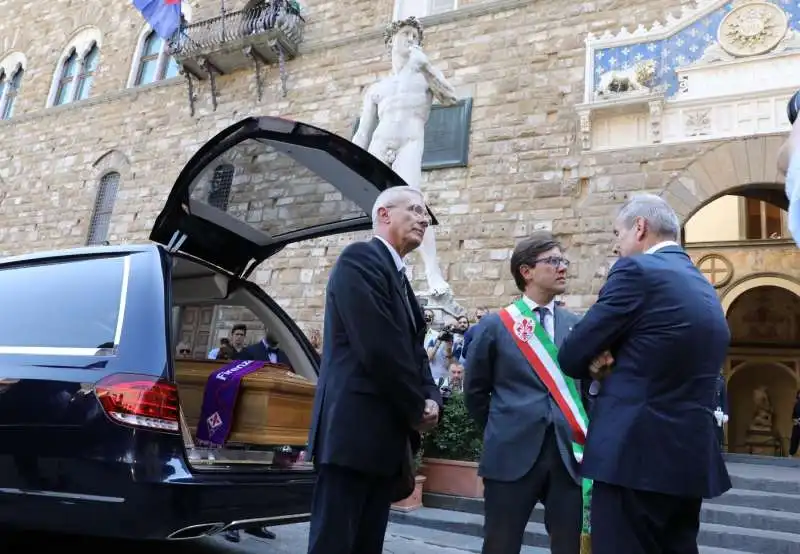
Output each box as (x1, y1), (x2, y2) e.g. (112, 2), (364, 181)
(743, 429), (783, 456)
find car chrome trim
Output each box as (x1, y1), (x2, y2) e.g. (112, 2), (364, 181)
(219, 512), (312, 532)
(166, 522), (226, 540)
(113, 255), (131, 346)
(0, 346), (110, 356)
(0, 488), (125, 503)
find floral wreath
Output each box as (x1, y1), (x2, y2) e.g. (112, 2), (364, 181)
(384, 16), (424, 48)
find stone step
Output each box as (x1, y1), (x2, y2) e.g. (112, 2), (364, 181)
(724, 453), (800, 469)
(422, 489), (800, 535)
(390, 506), (800, 553)
(726, 462), (800, 495)
(387, 522), (754, 554)
(705, 488), (800, 513)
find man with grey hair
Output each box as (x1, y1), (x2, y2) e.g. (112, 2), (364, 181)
(306, 185), (442, 554)
(558, 193), (732, 554)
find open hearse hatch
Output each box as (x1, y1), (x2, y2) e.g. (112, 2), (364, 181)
(149, 116), (437, 278)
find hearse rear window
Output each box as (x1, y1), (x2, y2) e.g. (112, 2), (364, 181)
(189, 138), (368, 239)
(0, 255), (128, 353)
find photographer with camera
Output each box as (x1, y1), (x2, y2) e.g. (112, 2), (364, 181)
(427, 323), (457, 385)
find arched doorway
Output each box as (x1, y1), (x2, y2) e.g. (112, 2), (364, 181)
(659, 133), (800, 457)
(724, 286), (800, 456)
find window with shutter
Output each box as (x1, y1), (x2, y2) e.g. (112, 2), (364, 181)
(208, 164), (235, 211)
(87, 172), (121, 246)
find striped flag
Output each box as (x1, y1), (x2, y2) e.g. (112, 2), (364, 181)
(132, 0), (183, 40)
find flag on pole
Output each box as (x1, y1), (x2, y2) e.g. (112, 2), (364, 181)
(132, 0), (183, 40)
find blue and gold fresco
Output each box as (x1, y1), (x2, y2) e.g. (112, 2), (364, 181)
(591, 0), (800, 97)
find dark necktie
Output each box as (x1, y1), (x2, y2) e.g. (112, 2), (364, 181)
(533, 306), (549, 336)
(399, 269), (418, 332)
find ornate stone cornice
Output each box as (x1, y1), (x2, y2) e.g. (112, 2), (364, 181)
(585, 0), (727, 49)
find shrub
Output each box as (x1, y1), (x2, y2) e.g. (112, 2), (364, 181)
(421, 391), (483, 462)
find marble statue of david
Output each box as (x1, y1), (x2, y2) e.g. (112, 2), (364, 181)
(353, 16), (458, 297)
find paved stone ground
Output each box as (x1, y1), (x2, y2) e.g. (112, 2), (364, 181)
(0, 522), (491, 554)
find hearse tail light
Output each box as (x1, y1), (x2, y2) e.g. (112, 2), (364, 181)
(94, 374), (180, 433)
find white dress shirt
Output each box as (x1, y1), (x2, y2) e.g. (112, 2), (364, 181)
(645, 240), (679, 254)
(520, 295), (556, 340)
(374, 235), (405, 272)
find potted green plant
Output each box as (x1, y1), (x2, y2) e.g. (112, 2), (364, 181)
(420, 391), (484, 498)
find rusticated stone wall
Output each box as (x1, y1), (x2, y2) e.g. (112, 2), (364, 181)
(0, 0), (794, 335)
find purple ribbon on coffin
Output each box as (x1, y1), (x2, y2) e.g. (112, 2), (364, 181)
(195, 360), (267, 446)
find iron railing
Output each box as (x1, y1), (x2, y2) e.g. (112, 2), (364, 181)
(169, 0), (305, 57)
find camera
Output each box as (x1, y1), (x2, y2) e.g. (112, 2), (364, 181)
(438, 326), (454, 342)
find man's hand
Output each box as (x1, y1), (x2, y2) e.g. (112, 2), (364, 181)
(589, 350), (614, 381)
(415, 399), (439, 432)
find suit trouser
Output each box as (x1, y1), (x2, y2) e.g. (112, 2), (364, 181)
(481, 427), (582, 554)
(790, 425), (800, 456)
(307, 463), (394, 554)
(591, 481), (702, 554)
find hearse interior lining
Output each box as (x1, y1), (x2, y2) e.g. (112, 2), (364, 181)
(169, 255), (317, 383)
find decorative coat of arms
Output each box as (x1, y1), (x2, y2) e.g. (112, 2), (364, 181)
(515, 318), (535, 342)
(718, 1), (789, 57)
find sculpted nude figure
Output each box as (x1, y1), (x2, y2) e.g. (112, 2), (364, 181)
(353, 16), (457, 296)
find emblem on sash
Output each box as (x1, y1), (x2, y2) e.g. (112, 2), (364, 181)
(514, 317), (535, 342)
(207, 411), (223, 435)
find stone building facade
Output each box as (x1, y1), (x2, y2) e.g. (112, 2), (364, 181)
(1, 0), (799, 453)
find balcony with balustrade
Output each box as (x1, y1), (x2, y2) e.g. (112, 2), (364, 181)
(169, 0), (305, 110)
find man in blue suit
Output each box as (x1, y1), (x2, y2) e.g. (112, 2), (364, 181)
(558, 193), (732, 554)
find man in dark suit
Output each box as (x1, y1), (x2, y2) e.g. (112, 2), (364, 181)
(558, 193), (732, 554)
(238, 333), (293, 369)
(465, 231), (585, 554)
(306, 185), (442, 554)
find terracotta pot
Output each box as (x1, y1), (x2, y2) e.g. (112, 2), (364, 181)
(390, 475), (426, 512)
(421, 457), (483, 498)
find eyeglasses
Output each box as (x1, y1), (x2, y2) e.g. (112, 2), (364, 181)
(534, 256), (570, 268)
(385, 203), (428, 217)
(179, 349), (190, 354)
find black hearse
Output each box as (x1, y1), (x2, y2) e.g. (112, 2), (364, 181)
(0, 117), (431, 540)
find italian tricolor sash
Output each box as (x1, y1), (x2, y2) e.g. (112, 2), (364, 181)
(500, 299), (593, 554)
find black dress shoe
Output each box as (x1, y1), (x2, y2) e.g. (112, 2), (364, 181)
(223, 529), (241, 543)
(245, 526), (276, 540)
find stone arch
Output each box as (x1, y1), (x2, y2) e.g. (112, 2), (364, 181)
(660, 134), (787, 223)
(0, 51), (27, 74)
(92, 149), (131, 177)
(726, 360), (798, 454)
(729, 360), (797, 384)
(720, 273), (800, 314)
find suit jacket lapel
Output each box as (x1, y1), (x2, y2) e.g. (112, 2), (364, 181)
(371, 238), (419, 332)
(553, 306), (571, 348)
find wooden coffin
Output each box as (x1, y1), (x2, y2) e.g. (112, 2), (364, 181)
(175, 359), (316, 447)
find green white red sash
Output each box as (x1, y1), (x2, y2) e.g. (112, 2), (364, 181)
(500, 298), (593, 551)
